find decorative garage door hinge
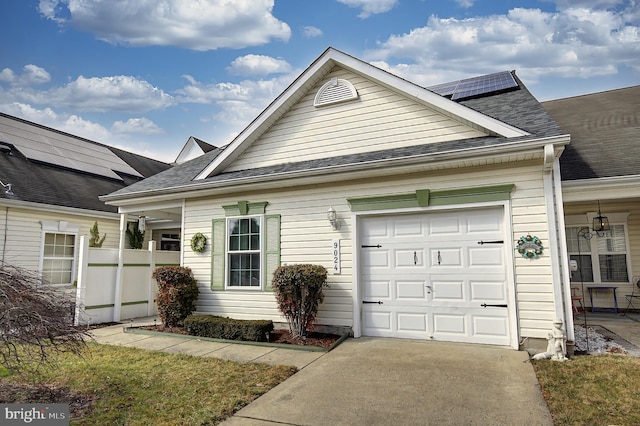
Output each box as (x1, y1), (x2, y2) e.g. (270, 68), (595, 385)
(477, 240), (504, 245)
(361, 244), (382, 248)
(481, 303), (508, 308)
(363, 300), (384, 304)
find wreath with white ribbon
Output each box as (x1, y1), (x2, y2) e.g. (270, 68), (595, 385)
(190, 232), (207, 253)
(517, 234), (543, 259)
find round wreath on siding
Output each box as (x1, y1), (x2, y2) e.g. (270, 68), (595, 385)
(190, 233), (207, 253)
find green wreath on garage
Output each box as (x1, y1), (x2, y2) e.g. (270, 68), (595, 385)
(190, 232), (207, 253)
(517, 234), (543, 259)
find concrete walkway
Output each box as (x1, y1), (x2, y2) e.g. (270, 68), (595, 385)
(88, 319), (325, 370)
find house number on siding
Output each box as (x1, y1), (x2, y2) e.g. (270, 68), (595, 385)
(332, 239), (341, 274)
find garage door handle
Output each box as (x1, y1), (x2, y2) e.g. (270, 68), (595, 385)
(363, 300), (383, 304)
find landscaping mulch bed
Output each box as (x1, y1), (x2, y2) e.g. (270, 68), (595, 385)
(138, 324), (341, 349)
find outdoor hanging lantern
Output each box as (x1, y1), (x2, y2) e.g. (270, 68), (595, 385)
(592, 200), (610, 234)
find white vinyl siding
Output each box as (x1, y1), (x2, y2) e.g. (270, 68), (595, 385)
(0, 206), (120, 275)
(184, 160), (554, 339)
(225, 67), (486, 172)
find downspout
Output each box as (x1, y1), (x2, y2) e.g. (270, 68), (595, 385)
(113, 213), (127, 322)
(542, 144), (574, 342)
(1, 207), (8, 265)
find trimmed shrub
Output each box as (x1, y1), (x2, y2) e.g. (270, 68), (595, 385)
(271, 264), (328, 339)
(184, 315), (274, 342)
(152, 266), (199, 327)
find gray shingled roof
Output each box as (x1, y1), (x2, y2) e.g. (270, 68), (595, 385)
(104, 70), (564, 200)
(542, 86), (640, 181)
(0, 113), (172, 212)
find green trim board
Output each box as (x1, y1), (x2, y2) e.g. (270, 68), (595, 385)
(223, 201), (269, 216)
(85, 300), (148, 310)
(348, 184), (514, 212)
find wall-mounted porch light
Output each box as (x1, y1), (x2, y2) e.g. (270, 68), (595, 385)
(327, 206), (340, 231)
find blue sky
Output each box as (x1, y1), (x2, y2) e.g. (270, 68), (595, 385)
(1, 0), (638, 163)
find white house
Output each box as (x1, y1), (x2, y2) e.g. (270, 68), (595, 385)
(101, 47), (574, 351)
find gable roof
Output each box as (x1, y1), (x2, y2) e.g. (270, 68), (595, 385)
(174, 136), (217, 164)
(542, 86), (640, 181)
(195, 48), (531, 180)
(102, 48), (565, 203)
(0, 113), (171, 213)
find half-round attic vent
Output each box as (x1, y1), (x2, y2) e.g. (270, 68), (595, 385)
(314, 77), (358, 107)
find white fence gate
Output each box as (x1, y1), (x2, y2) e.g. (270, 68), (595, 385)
(74, 236), (180, 325)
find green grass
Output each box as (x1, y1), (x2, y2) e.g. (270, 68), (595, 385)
(1, 343), (297, 425)
(533, 355), (640, 426)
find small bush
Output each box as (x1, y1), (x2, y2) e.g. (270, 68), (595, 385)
(184, 315), (274, 342)
(271, 264), (328, 339)
(152, 266), (199, 327)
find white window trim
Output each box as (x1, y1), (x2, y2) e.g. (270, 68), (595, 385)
(565, 212), (632, 284)
(39, 221), (80, 286)
(225, 215), (263, 291)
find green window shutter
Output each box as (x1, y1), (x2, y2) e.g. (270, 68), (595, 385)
(211, 218), (226, 291)
(263, 214), (281, 291)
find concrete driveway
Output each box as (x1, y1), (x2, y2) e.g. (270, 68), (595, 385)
(223, 337), (553, 426)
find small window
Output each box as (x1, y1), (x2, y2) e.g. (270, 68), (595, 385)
(227, 217), (261, 288)
(42, 233), (75, 285)
(314, 77), (358, 107)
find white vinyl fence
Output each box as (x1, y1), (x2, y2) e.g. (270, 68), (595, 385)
(74, 236), (180, 325)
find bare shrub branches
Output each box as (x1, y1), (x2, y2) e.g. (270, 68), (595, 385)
(0, 264), (90, 375)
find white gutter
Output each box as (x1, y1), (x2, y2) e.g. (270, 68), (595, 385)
(562, 175), (640, 202)
(0, 198), (121, 220)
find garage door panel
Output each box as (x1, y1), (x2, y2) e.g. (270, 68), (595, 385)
(362, 250), (390, 269)
(433, 313), (466, 335)
(470, 280), (506, 301)
(431, 280), (464, 300)
(428, 216), (462, 236)
(363, 310), (392, 334)
(394, 217), (425, 236)
(397, 313), (428, 333)
(396, 249), (424, 268)
(397, 280), (427, 299)
(363, 280), (391, 299)
(466, 211), (502, 233)
(431, 248), (462, 267)
(469, 247), (503, 266)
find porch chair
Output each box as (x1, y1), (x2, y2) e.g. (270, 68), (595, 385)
(571, 287), (584, 315)
(623, 276), (640, 315)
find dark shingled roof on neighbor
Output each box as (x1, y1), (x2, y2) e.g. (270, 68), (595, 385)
(105, 70), (564, 198)
(0, 113), (172, 213)
(542, 85), (640, 181)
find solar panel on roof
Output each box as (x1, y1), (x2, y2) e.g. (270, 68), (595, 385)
(427, 71), (518, 101)
(0, 116), (143, 181)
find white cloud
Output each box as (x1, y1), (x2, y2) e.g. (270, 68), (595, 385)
(39, 0), (291, 50)
(3, 74), (174, 113)
(365, 5), (640, 86)
(0, 65), (51, 86)
(337, 0), (398, 19)
(455, 0), (475, 8)
(227, 55), (292, 77)
(112, 117), (164, 135)
(302, 26), (323, 38)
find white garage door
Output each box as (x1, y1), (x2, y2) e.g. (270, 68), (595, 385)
(360, 208), (511, 346)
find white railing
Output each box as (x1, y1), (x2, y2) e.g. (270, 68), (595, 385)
(74, 236), (180, 325)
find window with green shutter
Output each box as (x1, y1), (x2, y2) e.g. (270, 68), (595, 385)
(210, 206), (280, 291)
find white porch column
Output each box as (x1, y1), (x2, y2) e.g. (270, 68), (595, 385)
(113, 213), (127, 322)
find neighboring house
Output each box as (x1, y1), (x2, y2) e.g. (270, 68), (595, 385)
(542, 86), (640, 316)
(174, 136), (217, 165)
(0, 112), (175, 288)
(102, 47), (573, 351)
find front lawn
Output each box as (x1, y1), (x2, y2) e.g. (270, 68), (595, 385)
(533, 355), (640, 425)
(0, 343), (297, 425)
